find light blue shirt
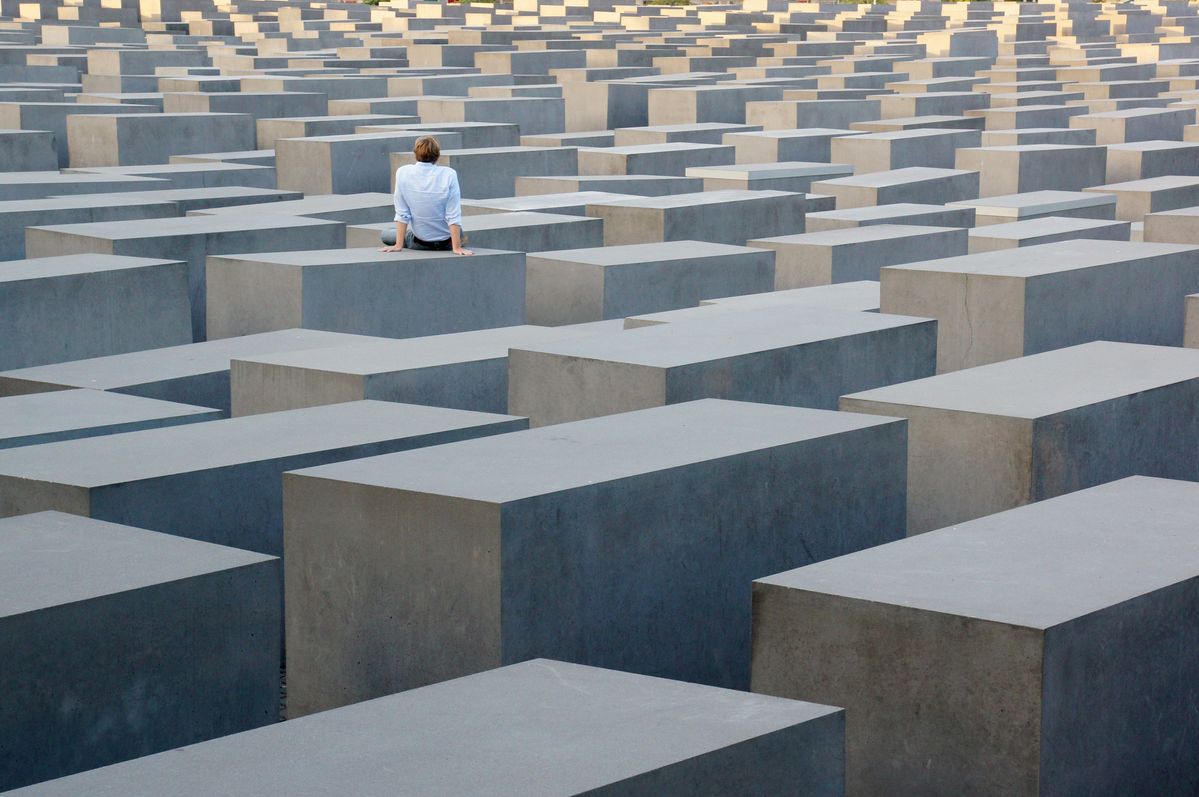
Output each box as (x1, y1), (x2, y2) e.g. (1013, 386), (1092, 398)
(393, 162), (463, 242)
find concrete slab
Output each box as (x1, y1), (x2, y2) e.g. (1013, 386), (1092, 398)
(0, 389), (218, 449)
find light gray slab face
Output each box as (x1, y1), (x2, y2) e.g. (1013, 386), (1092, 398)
(756, 476), (1199, 629)
(530, 239), (765, 266)
(842, 340), (1199, 419)
(0, 389), (217, 446)
(0, 329), (377, 393)
(0, 253), (181, 282)
(0, 511), (275, 617)
(948, 189), (1116, 218)
(0, 400), (521, 489)
(8, 660), (843, 797)
(628, 281), (881, 326)
(292, 399), (897, 504)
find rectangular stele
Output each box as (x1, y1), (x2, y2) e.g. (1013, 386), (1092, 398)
(840, 341), (1199, 533)
(7, 660), (845, 797)
(751, 476), (1199, 797)
(0, 511), (279, 791)
(0, 401), (525, 555)
(880, 239), (1199, 373)
(508, 306), (936, 426)
(283, 399), (907, 715)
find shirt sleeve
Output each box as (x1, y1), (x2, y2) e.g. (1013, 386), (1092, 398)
(393, 168), (412, 224)
(444, 170), (463, 227)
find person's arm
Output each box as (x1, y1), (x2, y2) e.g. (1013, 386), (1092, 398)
(445, 171), (472, 255)
(382, 169), (412, 252)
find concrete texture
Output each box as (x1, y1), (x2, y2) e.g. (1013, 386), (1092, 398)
(0, 389), (218, 448)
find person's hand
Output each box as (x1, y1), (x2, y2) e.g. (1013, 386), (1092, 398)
(379, 245), (404, 253)
(453, 247), (474, 256)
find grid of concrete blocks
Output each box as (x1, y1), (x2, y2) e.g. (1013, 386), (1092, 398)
(2, 0), (1199, 793)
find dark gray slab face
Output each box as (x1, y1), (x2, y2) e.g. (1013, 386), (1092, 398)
(841, 340), (1199, 533)
(284, 399), (906, 710)
(0, 329), (379, 412)
(0, 400), (525, 555)
(0, 511), (279, 791)
(880, 239), (1199, 372)
(0, 254), (192, 370)
(752, 476), (1199, 797)
(9, 659), (845, 797)
(510, 306), (935, 425)
(204, 247), (525, 340)
(230, 323), (623, 416)
(0, 389), (219, 448)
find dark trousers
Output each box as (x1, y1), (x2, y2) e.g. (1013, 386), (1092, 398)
(380, 229), (452, 250)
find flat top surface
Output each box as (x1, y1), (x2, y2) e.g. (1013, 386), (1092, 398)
(236, 324), (622, 375)
(0, 172), (164, 187)
(582, 142), (728, 155)
(522, 305), (927, 368)
(0, 389), (214, 439)
(0, 400), (519, 488)
(66, 163), (267, 176)
(704, 281), (880, 310)
(967, 215), (1128, 239)
(211, 247), (511, 267)
(464, 191), (637, 210)
(31, 213), (338, 239)
(882, 238), (1194, 277)
(589, 189), (796, 209)
(293, 399), (898, 503)
(949, 189), (1115, 215)
(1092, 175), (1199, 192)
(728, 127), (857, 140)
(530, 239), (765, 265)
(757, 477), (1199, 629)
(814, 167), (974, 188)
(461, 211), (592, 231)
(808, 202), (964, 221)
(686, 161), (851, 179)
(753, 223), (961, 247)
(843, 341), (1199, 418)
(0, 329), (384, 390)
(191, 193), (393, 216)
(0, 253), (181, 282)
(0, 511), (274, 619)
(12, 659), (837, 796)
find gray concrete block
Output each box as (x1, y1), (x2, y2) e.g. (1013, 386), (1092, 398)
(25, 214), (346, 342)
(0, 328), (376, 412)
(810, 167), (980, 209)
(284, 399), (906, 710)
(12, 659), (845, 797)
(205, 247), (525, 340)
(230, 324), (621, 417)
(509, 306), (935, 425)
(623, 281), (882, 328)
(277, 131), (464, 196)
(685, 161), (853, 193)
(587, 189), (805, 245)
(0, 254), (191, 370)
(0, 128), (56, 171)
(1188, 293), (1199, 348)
(0, 389), (218, 449)
(614, 122), (761, 147)
(746, 99), (881, 131)
(881, 239), (1199, 372)
(955, 144), (1108, 196)
(255, 113), (417, 150)
(66, 113), (256, 167)
(1085, 175), (1199, 221)
(948, 190), (1117, 226)
(578, 142), (734, 177)
(351, 211), (604, 252)
(392, 145), (577, 199)
(967, 216), (1132, 252)
(188, 193), (394, 225)
(0, 102), (156, 166)
(0, 511), (278, 791)
(515, 174), (703, 197)
(462, 191), (639, 217)
(752, 476), (1199, 796)
(1145, 205), (1199, 245)
(724, 127), (862, 164)
(0, 400), (525, 556)
(830, 128), (982, 172)
(1104, 140), (1199, 183)
(841, 341), (1199, 532)
(525, 240), (775, 325)
(750, 225), (968, 288)
(806, 203), (976, 232)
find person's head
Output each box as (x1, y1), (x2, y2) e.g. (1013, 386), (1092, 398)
(413, 135), (441, 164)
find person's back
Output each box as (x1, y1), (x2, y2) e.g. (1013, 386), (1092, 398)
(381, 136), (472, 256)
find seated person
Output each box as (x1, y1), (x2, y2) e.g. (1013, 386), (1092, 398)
(380, 135), (472, 255)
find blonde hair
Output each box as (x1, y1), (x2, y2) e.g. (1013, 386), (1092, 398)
(413, 135), (441, 163)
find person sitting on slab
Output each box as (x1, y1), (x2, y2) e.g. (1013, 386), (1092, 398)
(380, 135), (473, 256)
